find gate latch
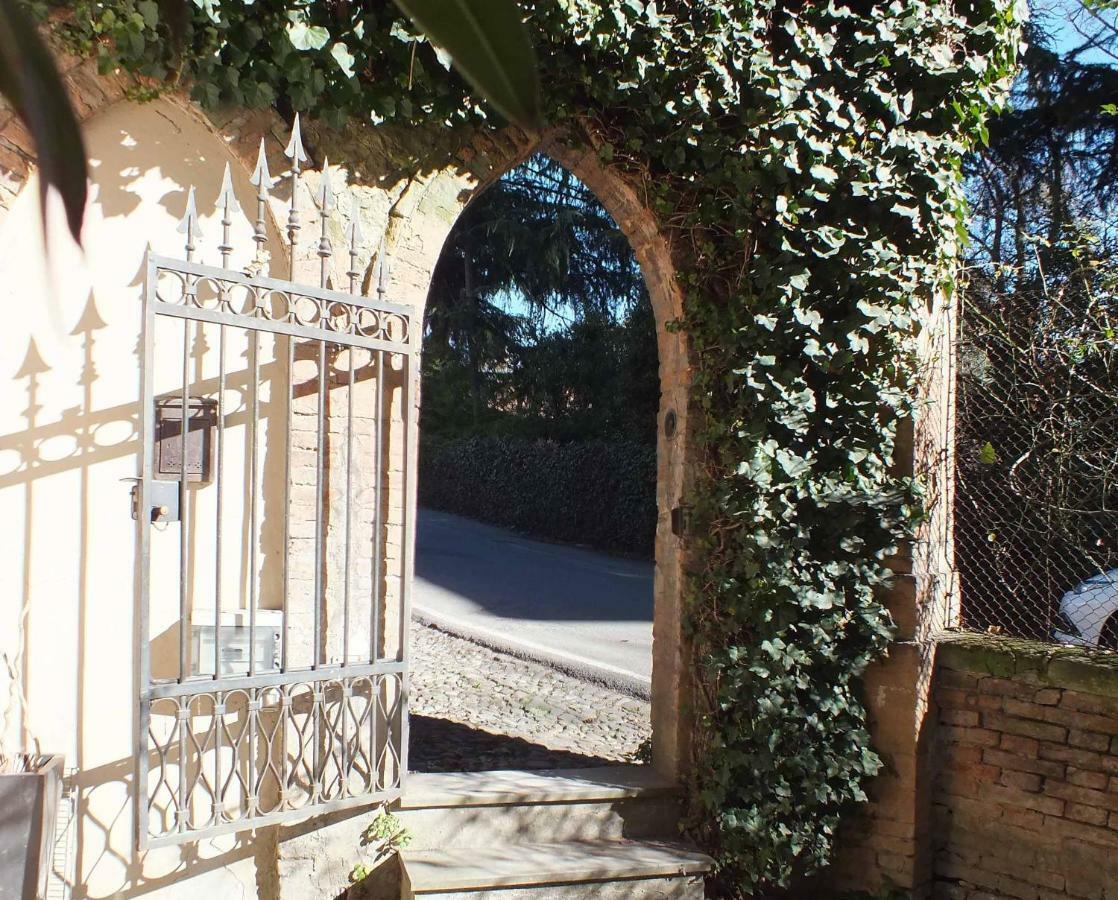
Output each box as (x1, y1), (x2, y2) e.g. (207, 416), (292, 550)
(124, 478), (180, 523)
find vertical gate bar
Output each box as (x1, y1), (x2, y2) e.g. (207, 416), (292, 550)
(248, 689), (258, 817)
(370, 349), (384, 663)
(398, 341), (416, 779)
(373, 676), (381, 792)
(343, 348), (354, 666)
(213, 689), (223, 826)
(313, 339), (326, 668)
(136, 252), (158, 850)
(214, 324), (226, 678)
(177, 696), (188, 834)
(341, 349), (355, 793)
(249, 330), (260, 676)
(313, 338), (326, 798)
(179, 318), (192, 682)
(282, 335), (294, 673)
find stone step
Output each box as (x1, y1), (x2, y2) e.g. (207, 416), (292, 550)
(400, 838), (712, 899)
(394, 766), (680, 850)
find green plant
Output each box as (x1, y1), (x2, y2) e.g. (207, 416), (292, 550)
(32, 1), (1025, 892)
(628, 736), (653, 764)
(363, 811), (411, 856)
(6, 0), (536, 242)
(349, 810), (412, 884)
(0, 0), (87, 239)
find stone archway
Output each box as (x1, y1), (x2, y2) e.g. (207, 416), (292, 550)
(308, 122), (698, 783)
(0, 59), (699, 780)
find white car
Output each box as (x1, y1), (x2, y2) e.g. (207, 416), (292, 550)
(1053, 569), (1118, 650)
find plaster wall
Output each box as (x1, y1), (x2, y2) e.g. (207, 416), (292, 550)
(0, 94), (299, 896)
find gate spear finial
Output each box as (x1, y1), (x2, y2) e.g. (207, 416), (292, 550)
(284, 112), (309, 172)
(374, 237), (391, 301)
(216, 162), (242, 268)
(346, 214), (364, 295)
(177, 185), (203, 262)
(317, 156), (335, 288)
(284, 113), (309, 280)
(249, 138), (275, 256)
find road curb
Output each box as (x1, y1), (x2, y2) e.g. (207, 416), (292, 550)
(412, 605), (652, 701)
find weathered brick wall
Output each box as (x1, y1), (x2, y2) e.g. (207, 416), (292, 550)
(932, 634), (1118, 900)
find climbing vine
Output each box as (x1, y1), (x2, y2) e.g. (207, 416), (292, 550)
(36, 0), (1024, 892)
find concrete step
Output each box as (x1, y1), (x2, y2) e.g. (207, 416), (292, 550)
(395, 767), (680, 850)
(400, 838), (712, 899)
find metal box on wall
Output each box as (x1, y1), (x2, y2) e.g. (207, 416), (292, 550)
(155, 396), (218, 484)
(190, 609), (282, 677)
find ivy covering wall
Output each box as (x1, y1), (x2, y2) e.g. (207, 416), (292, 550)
(39, 0), (1024, 892)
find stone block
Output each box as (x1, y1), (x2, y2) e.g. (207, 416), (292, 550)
(999, 770), (1043, 793)
(941, 725), (1001, 747)
(1067, 768), (1110, 791)
(983, 712), (1067, 744)
(1065, 802), (1109, 827)
(1043, 778), (1118, 813)
(1001, 734), (1041, 758)
(983, 748), (1065, 780)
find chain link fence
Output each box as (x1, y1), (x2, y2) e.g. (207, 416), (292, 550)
(955, 275), (1118, 650)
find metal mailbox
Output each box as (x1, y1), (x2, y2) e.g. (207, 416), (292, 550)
(155, 396), (217, 484)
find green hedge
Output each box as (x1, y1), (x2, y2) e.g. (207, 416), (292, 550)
(418, 436), (656, 557)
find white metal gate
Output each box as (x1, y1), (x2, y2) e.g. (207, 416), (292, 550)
(134, 120), (415, 848)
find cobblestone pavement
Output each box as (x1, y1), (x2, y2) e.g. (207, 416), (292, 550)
(409, 623), (651, 772)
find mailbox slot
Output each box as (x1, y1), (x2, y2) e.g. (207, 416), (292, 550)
(155, 396), (217, 484)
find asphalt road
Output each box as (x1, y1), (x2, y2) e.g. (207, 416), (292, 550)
(413, 508), (654, 694)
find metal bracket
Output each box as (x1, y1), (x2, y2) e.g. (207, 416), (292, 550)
(671, 505), (692, 537)
(125, 478), (180, 523)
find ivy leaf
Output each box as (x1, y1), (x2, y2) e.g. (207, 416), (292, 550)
(392, 0), (542, 128)
(287, 18), (331, 51)
(0, 0), (87, 242)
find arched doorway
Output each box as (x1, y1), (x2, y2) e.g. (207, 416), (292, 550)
(375, 130), (695, 782)
(409, 152), (659, 771)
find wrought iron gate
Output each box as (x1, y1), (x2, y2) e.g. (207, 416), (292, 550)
(134, 119), (416, 848)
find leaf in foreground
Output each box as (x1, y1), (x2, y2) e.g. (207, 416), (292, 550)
(393, 0), (542, 128)
(0, 0), (87, 242)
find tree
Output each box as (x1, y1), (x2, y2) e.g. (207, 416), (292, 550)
(956, 1), (1118, 637)
(966, 2), (1118, 278)
(421, 153), (657, 441)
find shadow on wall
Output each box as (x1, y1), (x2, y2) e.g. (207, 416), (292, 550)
(0, 97), (299, 898)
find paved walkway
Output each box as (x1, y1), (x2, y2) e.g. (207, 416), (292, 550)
(409, 622), (651, 772)
(414, 509), (654, 691)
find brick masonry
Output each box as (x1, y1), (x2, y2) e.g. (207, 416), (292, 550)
(932, 634), (1118, 900)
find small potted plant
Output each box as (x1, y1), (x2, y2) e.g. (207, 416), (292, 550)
(0, 752), (63, 900)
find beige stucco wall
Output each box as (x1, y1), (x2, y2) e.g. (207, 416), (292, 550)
(0, 95), (294, 897)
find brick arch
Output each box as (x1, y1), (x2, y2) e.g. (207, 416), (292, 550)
(380, 124), (696, 781)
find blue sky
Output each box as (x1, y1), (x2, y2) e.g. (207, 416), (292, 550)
(1036, 0), (1117, 65)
